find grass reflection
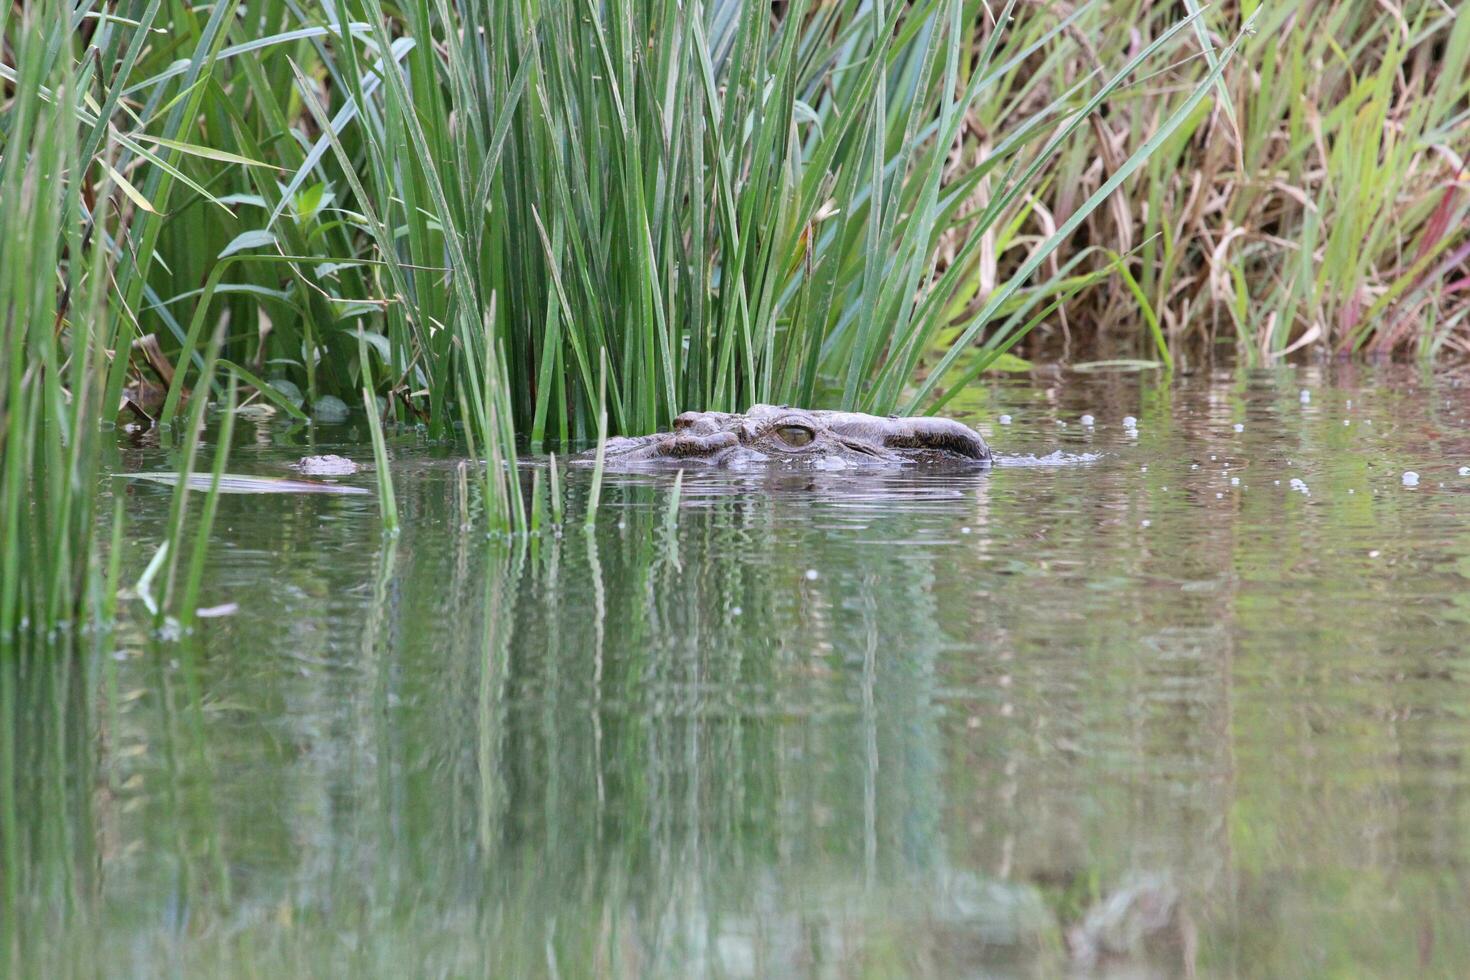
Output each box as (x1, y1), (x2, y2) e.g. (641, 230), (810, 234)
(8, 370), (1470, 975)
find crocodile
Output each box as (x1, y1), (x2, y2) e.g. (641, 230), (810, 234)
(578, 405), (991, 470)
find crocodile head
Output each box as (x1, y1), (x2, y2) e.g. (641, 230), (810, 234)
(581, 405), (991, 470)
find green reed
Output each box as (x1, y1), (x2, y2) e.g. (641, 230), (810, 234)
(22, 0), (1460, 554)
(358, 334), (400, 535)
(1052, 0), (1469, 361)
(0, 4), (117, 635)
(9, 2), (1253, 449)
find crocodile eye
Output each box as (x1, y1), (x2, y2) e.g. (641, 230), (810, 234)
(775, 424), (814, 448)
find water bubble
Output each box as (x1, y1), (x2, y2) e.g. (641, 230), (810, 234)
(998, 414), (1012, 425)
(1122, 416), (1138, 428)
(730, 606), (742, 617)
(1343, 419), (1351, 426)
(1140, 465), (1148, 472)
(1141, 519), (1151, 528)
(804, 569), (819, 581)
(960, 526), (972, 535)
(1080, 414), (1095, 427)
(1216, 492), (1224, 499)
(1401, 471), (1419, 487)
(1369, 550), (1380, 558)
(1233, 423), (1244, 433)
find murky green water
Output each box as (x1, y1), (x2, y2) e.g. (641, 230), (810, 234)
(6, 367), (1470, 977)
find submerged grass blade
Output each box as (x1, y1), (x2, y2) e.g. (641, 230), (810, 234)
(358, 334), (399, 534)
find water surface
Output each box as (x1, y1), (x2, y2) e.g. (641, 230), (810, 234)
(6, 366), (1470, 977)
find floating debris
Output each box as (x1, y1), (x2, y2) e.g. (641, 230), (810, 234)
(234, 402), (277, 420)
(1299, 389), (1311, 403)
(1233, 423), (1244, 433)
(998, 414), (1012, 425)
(122, 473), (370, 495)
(1402, 471), (1420, 486)
(1289, 478), (1310, 495)
(1459, 466), (1469, 476)
(1080, 414), (1095, 427)
(291, 454), (361, 477)
(804, 569), (819, 581)
(1122, 416), (1138, 428)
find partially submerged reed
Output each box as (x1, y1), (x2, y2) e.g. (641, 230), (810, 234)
(1, 3), (252, 633)
(0, 8), (114, 635)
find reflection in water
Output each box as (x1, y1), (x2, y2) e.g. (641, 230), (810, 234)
(5, 367), (1470, 976)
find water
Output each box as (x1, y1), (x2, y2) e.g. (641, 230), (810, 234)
(6, 366), (1470, 977)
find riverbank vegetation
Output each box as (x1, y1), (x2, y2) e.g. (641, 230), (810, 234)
(2, 0), (1466, 629)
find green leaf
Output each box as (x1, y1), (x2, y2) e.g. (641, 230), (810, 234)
(106, 163), (158, 213)
(126, 133), (282, 169)
(985, 353), (1034, 373)
(218, 230), (278, 258)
